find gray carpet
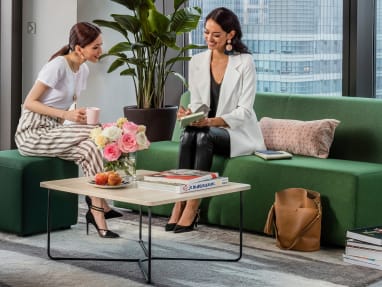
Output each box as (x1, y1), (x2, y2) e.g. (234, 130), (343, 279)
(1, 202), (382, 287)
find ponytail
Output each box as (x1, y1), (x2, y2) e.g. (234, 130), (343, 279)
(49, 44), (70, 61)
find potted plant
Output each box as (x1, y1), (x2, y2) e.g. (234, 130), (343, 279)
(94, 0), (203, 141)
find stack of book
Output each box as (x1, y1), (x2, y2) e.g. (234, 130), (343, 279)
(343, 226), (382, 270)
(137, 169), (229, 193)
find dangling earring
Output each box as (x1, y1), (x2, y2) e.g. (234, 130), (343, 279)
(224, 39), (233, 55)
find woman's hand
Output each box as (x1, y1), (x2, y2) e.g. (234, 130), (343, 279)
(63, 108), (87, 124)
(190, 117), (229, 128)
(177, 105), (192, 119)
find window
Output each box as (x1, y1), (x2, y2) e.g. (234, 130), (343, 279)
(188, 0), (343, 96)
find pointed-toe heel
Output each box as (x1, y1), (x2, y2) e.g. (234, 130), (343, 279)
(165, 223), (176, 232)
(86, 205), (119, 238)
(173, 209), (200, 234)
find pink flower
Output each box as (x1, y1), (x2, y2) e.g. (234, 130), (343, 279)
(103, 142), (121, 161)
(122, 121), (139, 134)
(118, 133), (138, 153)
(102, 122), (116, 128)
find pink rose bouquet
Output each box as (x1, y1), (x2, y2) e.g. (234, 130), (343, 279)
(90, 117), (150, 175)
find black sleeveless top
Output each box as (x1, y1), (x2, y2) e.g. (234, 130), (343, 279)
(209, 70), (221, 118)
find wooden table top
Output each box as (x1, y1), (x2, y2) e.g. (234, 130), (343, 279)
(40, 170), (251, 207)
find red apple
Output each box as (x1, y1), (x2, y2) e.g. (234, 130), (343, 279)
(107, 171), (122, 186)
(94, 172), (108, 185)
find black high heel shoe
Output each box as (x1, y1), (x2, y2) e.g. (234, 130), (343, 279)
(85, 196), (123, 219)
(165, 223), (176, 232)
(173, 209), (200, 233)
(86, 205), (120, 238)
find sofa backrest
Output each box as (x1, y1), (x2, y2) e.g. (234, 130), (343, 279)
(255, 93), (382, 163)
(173, 91), (382, 163)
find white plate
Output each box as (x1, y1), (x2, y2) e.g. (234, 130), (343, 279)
(88, 179), (129, 189)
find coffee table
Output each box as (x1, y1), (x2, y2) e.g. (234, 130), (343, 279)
(40, 170), (250, 284)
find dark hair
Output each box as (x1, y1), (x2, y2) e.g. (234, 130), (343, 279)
(205, 7), (249, 54)
(49, 22), (101, 61)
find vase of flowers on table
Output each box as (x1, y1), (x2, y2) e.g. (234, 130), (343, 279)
(90, 117), (150, 181)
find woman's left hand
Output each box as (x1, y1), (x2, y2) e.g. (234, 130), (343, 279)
(190, 117), (211, 127)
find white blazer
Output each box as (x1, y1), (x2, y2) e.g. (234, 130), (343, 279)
(188, 50), (266, 157)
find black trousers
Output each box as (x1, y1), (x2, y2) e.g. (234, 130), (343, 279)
(178, 127), (230, 171)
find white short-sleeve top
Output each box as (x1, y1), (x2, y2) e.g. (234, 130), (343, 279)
(37, 56), (89, 110)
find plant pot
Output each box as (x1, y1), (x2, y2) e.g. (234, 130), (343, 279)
(123, 105), (178, 142)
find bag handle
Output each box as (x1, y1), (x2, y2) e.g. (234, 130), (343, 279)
(275, 196), (322, 250)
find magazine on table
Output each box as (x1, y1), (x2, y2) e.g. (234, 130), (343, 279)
(137, 177), (229, 193)
(143, 169), (219, 185)
(346, 225), (382, 246)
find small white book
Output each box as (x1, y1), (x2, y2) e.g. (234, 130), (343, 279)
(179, 112), (205, 128)
(137, 177), (229, 193)
(254, 150), (293, 160)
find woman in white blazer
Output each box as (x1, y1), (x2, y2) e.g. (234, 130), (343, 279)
(166, 7), (266, 233)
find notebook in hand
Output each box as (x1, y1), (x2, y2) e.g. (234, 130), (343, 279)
(179, 112), (205, 128)
(179, 104), (210, 128)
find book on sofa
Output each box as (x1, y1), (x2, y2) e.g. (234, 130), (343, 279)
(137, 176), (229, 193)
(254, 150), (293, 160)
(143, 169), (219, 184)
(346, 226), (382, 245)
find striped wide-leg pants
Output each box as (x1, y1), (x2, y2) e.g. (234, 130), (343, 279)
(15, 109), (103, 176)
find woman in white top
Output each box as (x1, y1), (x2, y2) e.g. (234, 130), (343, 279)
(15, 22), (120, 238)
(165, 8), (265, 233)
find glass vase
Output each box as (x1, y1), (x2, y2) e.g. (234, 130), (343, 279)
(126, 152), (137, 182)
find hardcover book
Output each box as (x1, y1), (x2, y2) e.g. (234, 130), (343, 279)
(254, 150), (293, 160)
(345, 239), (382, 261)
(137, 177), (229, 193)
(143, 169), (219, 185)
(346, 226), (382, 246)
(343, 254), (382, 271)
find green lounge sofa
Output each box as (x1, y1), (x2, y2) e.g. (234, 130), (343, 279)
(117, 92), (382, 247)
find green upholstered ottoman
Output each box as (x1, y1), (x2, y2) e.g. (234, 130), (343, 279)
(0, 149), (79, 236)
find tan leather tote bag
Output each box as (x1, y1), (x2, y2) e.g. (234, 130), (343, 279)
(264, 188), (322, 251)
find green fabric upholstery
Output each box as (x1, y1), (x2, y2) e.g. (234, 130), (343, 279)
(127, 92), (382, 246)
(0, 149), (79, 236)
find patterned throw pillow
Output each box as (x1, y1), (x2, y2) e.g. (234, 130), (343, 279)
(259, 117), (340, 158)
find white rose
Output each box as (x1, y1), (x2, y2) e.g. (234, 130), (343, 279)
(101, 126), (122, 141)
(136, 131), (150, 149)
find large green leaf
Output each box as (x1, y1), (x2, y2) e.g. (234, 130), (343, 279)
(107, 58), (125, 73)
(120, 68), (136, 76)
(148, 8), (170, 34)
(108, 42), (132, 53)
(93, 20), (127, 38)
(112, 14), (140, 34)
(170, 7), (201, 34)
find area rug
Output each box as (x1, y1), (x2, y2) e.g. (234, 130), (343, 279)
(0, 202), (382, 287)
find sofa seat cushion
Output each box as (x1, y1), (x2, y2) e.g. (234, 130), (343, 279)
(207, 155), (382, 245)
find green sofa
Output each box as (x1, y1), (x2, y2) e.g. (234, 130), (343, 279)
(0, 149), (79, 236)
(117, 92), (382, 247)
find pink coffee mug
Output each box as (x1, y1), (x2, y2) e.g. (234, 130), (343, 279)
(86, 107), (100, 125)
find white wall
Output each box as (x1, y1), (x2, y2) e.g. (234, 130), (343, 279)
(22, 0), (77, 98)
(77, 0), (136, 123)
